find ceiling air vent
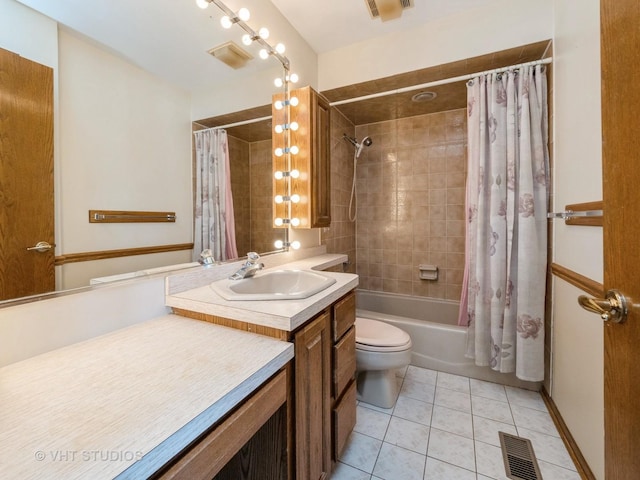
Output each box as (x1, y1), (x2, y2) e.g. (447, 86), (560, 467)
(208, 41), (253, 69)
(365, 0), (414, 22)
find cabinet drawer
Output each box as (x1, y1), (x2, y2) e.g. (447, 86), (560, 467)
(333, 291), (355, 342)
(333, 326), (356, 396)
(333, 379), (357, 460)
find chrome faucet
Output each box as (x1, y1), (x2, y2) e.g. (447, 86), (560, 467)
(229, 252), (264, 280)
(198, 249), (216, 266)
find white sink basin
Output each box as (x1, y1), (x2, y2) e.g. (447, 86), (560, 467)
(210, 269), (337, 301)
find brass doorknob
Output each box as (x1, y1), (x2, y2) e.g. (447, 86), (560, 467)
(578, 289), (628, 323)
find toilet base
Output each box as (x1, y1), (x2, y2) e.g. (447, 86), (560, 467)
(356, 369), (399, 409)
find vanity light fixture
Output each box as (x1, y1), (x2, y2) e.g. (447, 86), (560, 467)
(274, 240), (301, 250)
(274, 194), (300, 204)
(274, 97), (299, 110)
(274, 146), (299, 157)
(274, 73), (299, 88)
(274, 169), (300, 180)
(274, 217), (301, 227)
(274, 122), (299, 133)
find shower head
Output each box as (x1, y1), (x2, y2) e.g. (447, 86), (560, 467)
(343, 134), (373, 158)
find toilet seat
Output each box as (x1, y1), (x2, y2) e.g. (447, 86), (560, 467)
(355, 317), (412, 352)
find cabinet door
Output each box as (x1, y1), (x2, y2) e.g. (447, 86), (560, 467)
(310, 89), (331, 228)
(295, 310), (332, 480)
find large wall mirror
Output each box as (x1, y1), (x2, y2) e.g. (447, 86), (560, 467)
(0, 0), (303, 304)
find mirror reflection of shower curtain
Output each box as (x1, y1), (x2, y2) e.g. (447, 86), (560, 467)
(193, 128), (238, 262)
(459, 65), (549, 382)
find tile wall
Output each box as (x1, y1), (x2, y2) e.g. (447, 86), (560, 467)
(353, 109), (467, 301)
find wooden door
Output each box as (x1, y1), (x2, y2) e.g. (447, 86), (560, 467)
(0, 48), (54, 301)
(600, 0), (640, 477)
(294, 310), (331, 480)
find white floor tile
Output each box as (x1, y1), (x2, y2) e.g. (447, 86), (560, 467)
(471, 395), (514, 424)
(434, 386), (472, 413)
(427, 428), (476, 472)
(474, 440), (510, 480)
(537, 459), (583, 479)
(340, 431), (383, 474)
(470, 378), (508, 402)
(431, 405), (473, 439)
(472, 415), (517, 448)
(510, 403), (558, 437)
(359, 400), (395, 416)
(423, 457), (476, 480)
(384, 416), (430, 454)
(372, 442), (426, 480)
(404, 365), (438, 385)
(505, 385), (547, 411)
(354, 405), (391, 440)
(393, 395), (434, 426)
(400, 376), (436, 403)
(331, 462), (373, 480)
(517, 427), (576, 471)
(437, 372), (470, 394)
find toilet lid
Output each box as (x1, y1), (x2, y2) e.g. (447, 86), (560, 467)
(355, 317), (412, 350)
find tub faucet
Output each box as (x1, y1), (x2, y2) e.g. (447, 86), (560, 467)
(229, 252), (264, 280)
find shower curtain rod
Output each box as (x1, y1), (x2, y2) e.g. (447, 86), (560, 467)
(329, 57), (553, 107)
(193, 114), (272, 133)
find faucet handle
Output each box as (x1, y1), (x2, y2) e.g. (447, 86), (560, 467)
(246, 252), (260, 263)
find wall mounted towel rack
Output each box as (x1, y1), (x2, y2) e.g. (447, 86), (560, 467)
(89, 210), (176, 223)
(547, 201), (603, 226)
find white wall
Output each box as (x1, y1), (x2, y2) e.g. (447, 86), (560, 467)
(318, 0), (553, 91)
(551, 1), (604, 478)
(57, 29), (194, 289)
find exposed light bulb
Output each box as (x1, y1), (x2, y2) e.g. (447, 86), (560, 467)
(274, 78), (284, 88)
(274, 218), (284, 226)
(274, 171), (283, 180)
(259, 48), (269, 60)
(196, 0), (209, 9)
(289, 96), (299, 107)
(274, 195), (284, 204)
(290, 169), (300, 179)
(290, 145), (299, 155)
(274, 100), (284, 110)
(290, 218), (301, 227)
(291, 241), (301, 250)
(242, 34), (252, 46)
(220, 15), (233, 29)
(290, 121), (299, 131)
(275, 43), (286, 54)
(258, 27), (269, 39)
(290, 194), (300, 203)
(289, 73), (299, 83)
(274, 148), (284, 157)
(274, 240), (284, 249)
(237, 7), (250, 21)
(274, 124), (283, 134)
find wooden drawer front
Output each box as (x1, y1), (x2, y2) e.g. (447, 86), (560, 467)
(333, 380), (357, 460)
(333, 326), (356, 396)
(333, 291), (355, 342)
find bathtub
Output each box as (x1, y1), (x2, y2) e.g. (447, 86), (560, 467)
(356, 290), (540, 390)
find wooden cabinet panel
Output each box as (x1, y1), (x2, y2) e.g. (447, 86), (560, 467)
(333, 326), (356, 396)
(333, 380), (357, 460)
(294, 311), (332, 480)
(333, 291), (356, 342)
(157, 369), (287, 480)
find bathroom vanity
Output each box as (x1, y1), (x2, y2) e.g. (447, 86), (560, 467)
(166, 255), (359, 479)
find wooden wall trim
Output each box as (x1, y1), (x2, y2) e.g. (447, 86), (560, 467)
(550, 263), (604, 298)
(541, 387), (596, 480)
(54, 243), (193, 266)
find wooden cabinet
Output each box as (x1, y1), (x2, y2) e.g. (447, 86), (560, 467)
(172, 289), (357, 478)
(330, 291), (357, 461)
(294, 310), (332, 480)
(289, 86), (332, 228)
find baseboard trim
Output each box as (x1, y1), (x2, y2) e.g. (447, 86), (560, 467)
(540, 386), (596, 479)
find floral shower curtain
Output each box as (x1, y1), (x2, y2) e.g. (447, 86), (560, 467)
(193, 128), (238, 262)
(458, 65), (549, 382)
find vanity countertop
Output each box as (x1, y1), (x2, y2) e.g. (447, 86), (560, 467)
(0, 314), (293, 479)
(165, 255), (359, 332)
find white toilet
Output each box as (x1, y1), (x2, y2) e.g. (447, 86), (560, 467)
(355, 317), (412, 409)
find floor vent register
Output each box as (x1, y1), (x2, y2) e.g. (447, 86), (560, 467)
(499, 432), (544, 480)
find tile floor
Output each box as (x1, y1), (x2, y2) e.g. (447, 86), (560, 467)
(332, 366), (581, 480)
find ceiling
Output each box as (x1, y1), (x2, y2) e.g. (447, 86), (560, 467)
(15, 0), (500, 92)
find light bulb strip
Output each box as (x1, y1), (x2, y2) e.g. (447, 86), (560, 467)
(208, 0), (290, 69)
